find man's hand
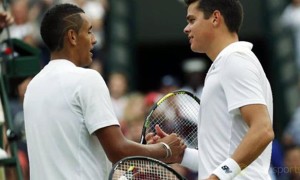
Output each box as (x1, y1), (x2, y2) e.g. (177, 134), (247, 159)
(0, 12), (14, 30)
(145, 125), (168, 144)
(146, 125), (186, 164)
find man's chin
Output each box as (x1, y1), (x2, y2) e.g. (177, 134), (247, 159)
(83, 59), (93, 67)
(190, 46), (202, 53)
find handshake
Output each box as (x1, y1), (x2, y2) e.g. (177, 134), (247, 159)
(145, 124), (187, 164)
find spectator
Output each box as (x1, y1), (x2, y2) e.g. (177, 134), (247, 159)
(9, 0), (38, 47)
(107, 71), (129, 122)
(28, 0), (59, 65)
(270, 139), (286, 179)
(0, 8), (14, 180)
(160, 74), (180, 95)
(0, 11), (14, 32)
(283, 106), (300, 146)
(7, 77), (32, 180)
(181, 57), (208, 98)
(122, 92), (147, 143)
(0, 10), (14, 137)
(281, 0), (300, 70)
(87, 58), (104, 75)
(144, 75), (180, 108)
(282, 145), (300, 180)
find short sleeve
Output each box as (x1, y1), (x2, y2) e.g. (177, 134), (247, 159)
(77, 70), (119, 134)
(220, 53), (266, 112)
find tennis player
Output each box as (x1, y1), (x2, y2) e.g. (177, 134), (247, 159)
(23, 4), (186, 180)
(183, 0), (274, 179)
(148, 0), (274, 179)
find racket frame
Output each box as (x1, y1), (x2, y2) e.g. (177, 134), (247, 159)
(140, 90), (200, 144)
(108, 156), (186, 180)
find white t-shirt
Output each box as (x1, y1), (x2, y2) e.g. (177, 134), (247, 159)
(24, 60), (119, 180)
(182, 42), (273, 179)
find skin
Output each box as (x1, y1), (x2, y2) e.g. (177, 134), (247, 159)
(51, 13), (96, 67)
(96, 125), (185, 164)
(108, 72), (128, 99)
(183, 2), (238, 61)
(150, 1), (274, 179)
(0, 12), (14, 30)
(292, 0), (300, 6)
(50, 12), (186, 164)
(284, 147), (300, 177)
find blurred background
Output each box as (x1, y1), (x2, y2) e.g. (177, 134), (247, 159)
(0, 0), (299, 179)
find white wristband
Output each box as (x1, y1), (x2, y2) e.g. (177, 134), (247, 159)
(212, 158), (241, 180)
(181, 148), (198, 172)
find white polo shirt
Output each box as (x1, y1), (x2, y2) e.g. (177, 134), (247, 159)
(24, 60), (119, 180)
(182, 42), (273, 179)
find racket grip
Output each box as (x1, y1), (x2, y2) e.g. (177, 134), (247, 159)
(140, 127), (147, 144)
(140, 135), (147, 144)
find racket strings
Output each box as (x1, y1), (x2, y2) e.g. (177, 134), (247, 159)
(147, 94), (199, 149)
(112, 159), (180, 180)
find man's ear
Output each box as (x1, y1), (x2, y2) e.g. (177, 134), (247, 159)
(66, 29), (77, 46)
(212, 10), (221, 27)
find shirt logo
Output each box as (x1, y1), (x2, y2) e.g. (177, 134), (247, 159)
(221, 165), (232, 174)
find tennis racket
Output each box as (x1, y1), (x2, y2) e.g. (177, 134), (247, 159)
(109, 156), (186, 180)
(140, 90), (200, 149)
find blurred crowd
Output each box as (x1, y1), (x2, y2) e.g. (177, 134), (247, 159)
(0, 0), (107, 67)
(0, 0), (299, 180)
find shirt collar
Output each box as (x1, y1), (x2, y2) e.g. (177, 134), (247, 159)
(48, 59), (76, 67)
(214, 41), (253, 62)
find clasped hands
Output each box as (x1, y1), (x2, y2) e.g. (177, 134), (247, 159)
(146, 125), (219, 180)
(145, 124), (186, 164)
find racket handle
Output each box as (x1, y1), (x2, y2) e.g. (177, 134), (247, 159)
(140, 135), (147, 144)
(140, 127), (147, 144)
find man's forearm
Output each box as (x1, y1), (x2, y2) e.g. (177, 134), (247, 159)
(231, 123), (274, 169)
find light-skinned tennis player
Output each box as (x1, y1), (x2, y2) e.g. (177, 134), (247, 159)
(148, 0), (274, 179)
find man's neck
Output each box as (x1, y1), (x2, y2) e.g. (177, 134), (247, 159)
(51, 49), (77, 66)
(207, 32), (239, 61)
